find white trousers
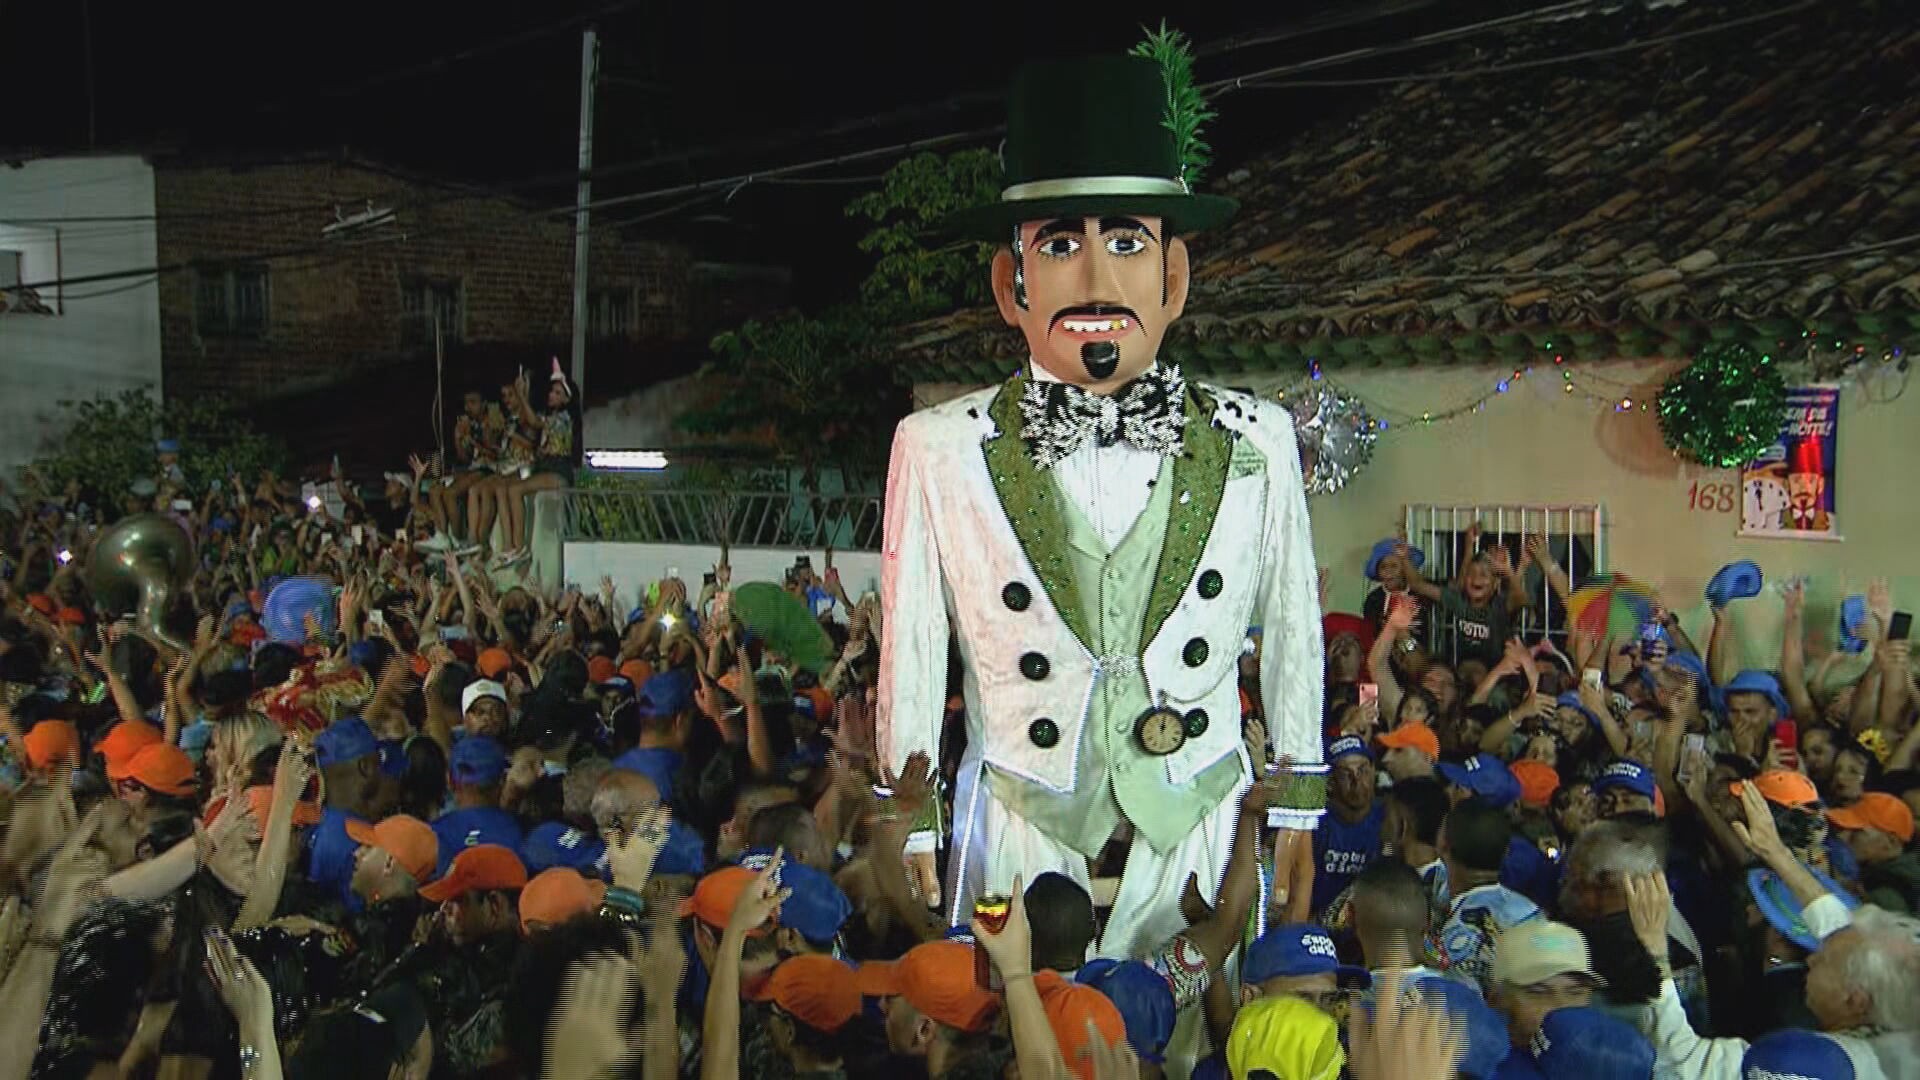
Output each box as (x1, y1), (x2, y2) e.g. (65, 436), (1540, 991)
(945, 751), (1250, 962)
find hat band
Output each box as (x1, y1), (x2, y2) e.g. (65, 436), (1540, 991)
(1000, 175), (1190, 202)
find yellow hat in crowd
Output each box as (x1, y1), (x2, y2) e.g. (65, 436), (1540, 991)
(1226, 994), (1344, 1080)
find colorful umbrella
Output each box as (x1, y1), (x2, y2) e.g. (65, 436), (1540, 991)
(728, 582), (834, 673)
(1564, 574), (1658, 639)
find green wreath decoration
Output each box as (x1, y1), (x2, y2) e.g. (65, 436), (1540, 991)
(1656, 344), (1789, 468)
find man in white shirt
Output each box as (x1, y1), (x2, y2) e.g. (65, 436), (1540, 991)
(1623, 782), (1920, 1080)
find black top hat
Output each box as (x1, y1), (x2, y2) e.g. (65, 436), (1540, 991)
(942, 55), (1237, 240)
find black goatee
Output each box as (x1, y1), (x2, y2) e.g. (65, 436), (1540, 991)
(1081, 341), (1120, 381)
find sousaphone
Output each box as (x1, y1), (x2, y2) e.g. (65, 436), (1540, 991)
(88, 512), (195, 653)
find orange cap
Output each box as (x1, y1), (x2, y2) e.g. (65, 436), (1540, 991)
(1375, 721), (1440, 760)
(1035, 972), (1128, 1080)
(23, 720), (80, 770)
(678, 866), (773, 935)
(747, 954), (862, 1032)
(587, 656), (617, 684)
(55, 607), (88, 626)
(476, 647), (513, 679)
(99, 720), (164, 780)
(1511, 759), (1561, 809)
(619, 659), (654, 687)
(124, 742), (199, 797)
(718, 671), (746, 699)
(419, 844), (528, 903)
(1826, 792), (1915, 844)
(855, 941), (1000, 1033)
(25, 593), (55, 616)
(410, 653), (432, 678)
(346, 814), (440, 883)
(519, 868), (608, 933)
(245, 784), (326, 832)
(1740, 770), (1820, 809)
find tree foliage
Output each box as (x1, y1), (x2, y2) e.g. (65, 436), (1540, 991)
(682, 149), (1002, 478)
(847, 148), (1004, 321)
(24, 389), (287, 515)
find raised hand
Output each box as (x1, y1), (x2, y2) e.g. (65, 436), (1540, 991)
(543, 952), (641, 1080)
(605, 805), (671, 891)
(204, 926), (275, 1031)
(1345, 967), (1466, 1080)
(1782, 578), (1805, 621)
(726, 849), (790, 936)
(1623, 871), (1671, 962)
(970, 873), (1033, 978)
(1729, 781), (1790, 865)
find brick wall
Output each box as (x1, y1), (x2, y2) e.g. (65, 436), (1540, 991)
(154, 159), (694, 404)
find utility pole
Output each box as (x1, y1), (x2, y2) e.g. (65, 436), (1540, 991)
(568, 29), (600, 407)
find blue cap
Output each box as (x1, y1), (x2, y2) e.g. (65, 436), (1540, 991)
(1554, 692), (1601, 729)
(1705, 560), (1763, 607)
(1366, 538), (1424, 581)
(1591, 759), (1657, 801)
(1437, 753), (1521, 809)
(1839, 594), (1870, 654)
(1408, 977), (1510, 1079)
(1327, 735), (1373, 763)
(225, 597), (255, 622)
(1661, 651), (1723, 715)
(1742, 1029), (1855, 1080)
(739, 850), (850, 944)
(1530, 1006), (1655, 1080)
(450, 736), (508, 786)
(1725, 670), (1791, 719)
(521, 822), (607, 874)
(1243, 924), (1371, 988)
(653, 819), (707, 876)
(347, 639), (383, 673)
(1076, 960), (1177, 1065)
(262, 576), (336, 645)
(376, 738), (410, 779)
(1747, 864), (1859, 952)
(315, 717), (378, 768)
(636, 670), (694, 718)
(155, 438), (181, 454)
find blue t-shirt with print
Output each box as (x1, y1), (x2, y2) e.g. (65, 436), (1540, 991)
(1312, 802), (1385, 916)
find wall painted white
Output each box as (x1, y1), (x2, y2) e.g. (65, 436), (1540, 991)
(561, 541), (880, 620)
(0, 156), (163, 478)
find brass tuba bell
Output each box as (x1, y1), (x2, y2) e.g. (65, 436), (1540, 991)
(88, 512), (196, 653)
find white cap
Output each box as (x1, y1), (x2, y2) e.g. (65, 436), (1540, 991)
(461, 679), (508, 715)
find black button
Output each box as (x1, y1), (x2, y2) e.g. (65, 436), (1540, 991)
(1020, 652), (1050, 681)
(1029, 718), (1059, 748)
(1183, 709), (1210, 739)
(1183, 638), (1209, 668)
(1197, 569), (1223, 599)
(1002, 582), (1031, 612)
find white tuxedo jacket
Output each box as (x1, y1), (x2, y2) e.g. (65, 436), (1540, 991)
(877, 374), (1325, 829)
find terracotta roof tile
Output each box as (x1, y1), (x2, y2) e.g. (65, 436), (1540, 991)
(899, 0), (1920, 381)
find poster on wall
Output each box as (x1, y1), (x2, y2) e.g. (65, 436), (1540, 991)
(1739, 385), (1840, 540)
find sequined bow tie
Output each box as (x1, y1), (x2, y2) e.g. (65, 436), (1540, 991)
(1018, 366), (1187, 469)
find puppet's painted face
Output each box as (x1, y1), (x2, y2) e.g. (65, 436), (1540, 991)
(991, 215), (1189, 394)
(1787, 471), (1823, 509)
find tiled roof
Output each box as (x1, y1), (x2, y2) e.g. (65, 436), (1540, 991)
(900, 0), (1920, 383)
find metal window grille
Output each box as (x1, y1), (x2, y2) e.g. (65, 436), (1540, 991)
(1400, 503), (1607, 663)
(588, 287), (637, 341)
(402, 278), (463, 345)
(193, 264), (268, 337)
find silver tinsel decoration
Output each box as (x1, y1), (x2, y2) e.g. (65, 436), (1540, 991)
(1283, 384), (1378, 495)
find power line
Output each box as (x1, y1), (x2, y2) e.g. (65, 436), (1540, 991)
(1237, 0), (1820, 89)
(12, 1), (1767, 289)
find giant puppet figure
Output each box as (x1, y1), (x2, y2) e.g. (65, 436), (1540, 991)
(877, 52), (1325, 962)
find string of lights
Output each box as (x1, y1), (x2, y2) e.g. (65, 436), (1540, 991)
(1263, 326), (1910, 436)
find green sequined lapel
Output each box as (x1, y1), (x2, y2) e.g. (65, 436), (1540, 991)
(1141, 386), (1232, 650)
(982, 373), (1095, 653)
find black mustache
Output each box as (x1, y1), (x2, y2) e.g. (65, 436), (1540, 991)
(1048, 304), (1141, 331)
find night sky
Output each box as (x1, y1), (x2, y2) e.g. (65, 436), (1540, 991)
(6, 0), (1503, 302)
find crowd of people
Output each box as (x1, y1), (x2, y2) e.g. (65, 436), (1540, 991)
(0, 418), (1917, 1080)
